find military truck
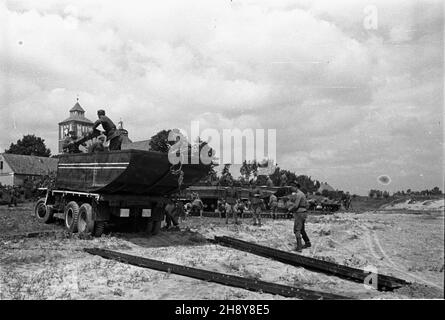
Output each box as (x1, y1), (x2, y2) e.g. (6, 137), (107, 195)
(34, 150), (210, 236)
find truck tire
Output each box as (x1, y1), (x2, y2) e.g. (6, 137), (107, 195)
(93, 221), (105, 237)
(65, 201), (80, 233)
(78, 203), (95, 235)
(34, 198), (54, 223)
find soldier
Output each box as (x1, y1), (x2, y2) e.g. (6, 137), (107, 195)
(250, 190), (265, 226)
(184, 201), (192, 219)
(62, 131), (84, 153)
(344, 192), (352, 210)
(235, 198), (246, 220)
(191, 195), (204, 218)
(146, 202), (165, 236)
(216, 199), (226, 218)
(175, 199), (186, 223)
(287, 182), (311, 252)
(224, 200), (235, 224)
(225, 188), (237, 224)
(163, 199), (180, 231)
(268, 193), (278, 220)
(93, 110), (123, 151)
(88, 135), (107, 153)
(8, 186), (18, 207)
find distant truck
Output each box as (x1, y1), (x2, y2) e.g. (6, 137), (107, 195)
(34, 150), (210, 236)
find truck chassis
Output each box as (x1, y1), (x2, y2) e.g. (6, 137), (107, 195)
(34, 188), (167, 236)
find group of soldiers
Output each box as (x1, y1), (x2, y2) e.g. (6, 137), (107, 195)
(144, 198), (190, 236)
(0, 185), (20, 207)
(210, 182), (311, 252)
(62, 110), (124, 154)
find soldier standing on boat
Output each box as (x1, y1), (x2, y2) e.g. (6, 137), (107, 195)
(88, 135), (107, 153)
(93, 110), (123, 151)
(62, 131), (84, 153)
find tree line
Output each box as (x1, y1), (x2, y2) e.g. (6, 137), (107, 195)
(369, 187), (443, 198)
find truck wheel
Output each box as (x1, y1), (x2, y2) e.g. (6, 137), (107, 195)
(65, 201), (80, 233)
(78, 203), (95, 235)
(34, 198), (54, 223)
(93, 221), (105, 237)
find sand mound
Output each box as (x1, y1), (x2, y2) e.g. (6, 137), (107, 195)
(382, 199), (444, 211)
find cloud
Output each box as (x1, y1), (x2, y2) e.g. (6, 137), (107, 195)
(0, 0), (443, 194)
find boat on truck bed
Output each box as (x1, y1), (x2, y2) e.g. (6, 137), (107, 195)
(34, 149), (211, 236)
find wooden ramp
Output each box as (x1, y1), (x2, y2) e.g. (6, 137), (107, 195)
(214, 236), (410, 291)
(84, 248), (351, 300)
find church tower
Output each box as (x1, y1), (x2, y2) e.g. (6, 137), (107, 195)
(58, 99), (94, 153)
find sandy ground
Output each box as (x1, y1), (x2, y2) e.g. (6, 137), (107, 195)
(381, 199), (444, 211)
(0, 203), (443, 300)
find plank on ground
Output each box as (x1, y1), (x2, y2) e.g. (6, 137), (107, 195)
(84, 247), (351, 300)
(214, 236), (410, 291)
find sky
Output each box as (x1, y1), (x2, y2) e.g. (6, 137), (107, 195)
(0, 0), (443, 195)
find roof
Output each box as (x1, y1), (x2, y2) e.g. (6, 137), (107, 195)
(122, 139), (151, 151)
(121, 134), (133, 146)
(59, 111), (94, 125)
(1, 154), (58, 175)
(59, 116), (94, 125)
(318, 182), (335, 193)
(69, 102), (85, 113)
(59, 101), (93, 125)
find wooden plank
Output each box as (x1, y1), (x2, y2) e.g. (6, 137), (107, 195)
(214, 236), (410, 291)
(84, 248), (351, 300)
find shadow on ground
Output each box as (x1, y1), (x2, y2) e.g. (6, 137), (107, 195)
(110, 228), (210, 248)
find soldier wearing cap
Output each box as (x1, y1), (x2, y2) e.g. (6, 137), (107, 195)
(225, 187), (238, 224)
(88, 135), (107, 153)
(268, 193), (278, 220)
(93, 110), (123, 151)
(250, 189), (265, 226)
(288, 181), (311, 252)
(62, 130), (84, 153)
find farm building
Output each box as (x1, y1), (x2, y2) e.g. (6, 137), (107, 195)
(0, 154), (58, 186)
(318, 182), (335, 193)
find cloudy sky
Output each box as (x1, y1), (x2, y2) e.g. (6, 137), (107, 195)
(0, 0), (443, 195)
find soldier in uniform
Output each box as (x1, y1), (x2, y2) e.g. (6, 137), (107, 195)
(146, 201), (165, 236)
(8, 186), (18, 207)
(343, 192), (352, 210)
(62, 131), (84, 153)
(216, 199), (226, 218)
(88, 135), (107, 153)
(225, 187), (237, 224)
(250, 189), (265, 226)
(93, 110), (123, 151)
(287, 182), (311, 252)
(191, 195), (204, 217)
(164, 199), (180, 230)
(268, 193), (278, 220)
(235, 198), (246, 221)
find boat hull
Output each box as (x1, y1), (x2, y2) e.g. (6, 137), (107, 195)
(55, 150), (210, 196)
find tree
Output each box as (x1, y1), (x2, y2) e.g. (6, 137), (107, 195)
(431, 187), (442, 195)
(149, 129), (179, 153)
(5, 134), (51, 157)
